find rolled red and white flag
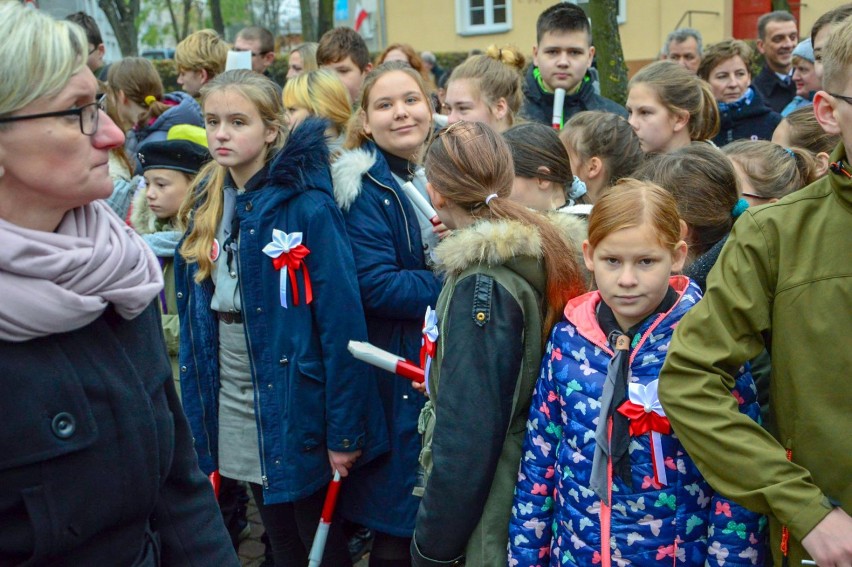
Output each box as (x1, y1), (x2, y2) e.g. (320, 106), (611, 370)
(552, 87), (566, 130)
(347, 340), (425, 383)
(400, 181), (441, 227)
(308, 470), (342, 567)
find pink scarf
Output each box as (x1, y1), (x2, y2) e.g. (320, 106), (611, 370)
(0, 201), (164, 342)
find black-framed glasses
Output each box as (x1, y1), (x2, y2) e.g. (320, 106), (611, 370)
(828, 92), (852, 105)
(0, 101), (100, 135)
(88, 44), (98, 55)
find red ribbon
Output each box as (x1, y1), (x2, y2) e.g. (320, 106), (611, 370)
(420, 334), (436, 370)
(271, 244), (313, 306)
(617, 400), (672, 437)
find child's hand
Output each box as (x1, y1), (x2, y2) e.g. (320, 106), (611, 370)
(411, 379), (429, 397)
(328, 449), (361, 478)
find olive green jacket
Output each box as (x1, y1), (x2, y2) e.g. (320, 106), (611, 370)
(413, 215), (586, 567)
(659, 143), (852, 566)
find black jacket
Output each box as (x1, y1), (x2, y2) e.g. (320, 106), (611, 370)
(519, 66), (626, 126)
(753, 64), (796, 113)
(713, 86), (782, 147)
(0, 303), (238, 566)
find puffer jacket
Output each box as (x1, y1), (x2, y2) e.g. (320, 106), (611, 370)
(510, 276), (765, 567)
(126, 92), (203, 168)
(331, 143), (442, 536)
(174, 119), (389, 505)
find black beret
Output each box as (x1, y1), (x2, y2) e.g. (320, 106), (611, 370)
(137, 139), (211, 174)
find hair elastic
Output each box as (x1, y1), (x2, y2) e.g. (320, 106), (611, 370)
(144, 95), (157, 107)
(732, 198), (749, 219)
(485, 193), (498, 205)
(783, 147), (796, 158)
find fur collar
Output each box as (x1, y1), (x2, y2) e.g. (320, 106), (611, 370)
(268, 117), (332, 198)
(130, 185), (159, 235)
(331, 147), (377, 211)
(434, 213), (587, 277)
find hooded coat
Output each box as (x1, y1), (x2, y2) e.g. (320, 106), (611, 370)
(519, 67), (627, 127)
(510, 277), (765, 567)
(331, 143), (442, 536)
(125, 92), (203, 169)
(174, 119), (389, 505)
(411, 216), (584, 567)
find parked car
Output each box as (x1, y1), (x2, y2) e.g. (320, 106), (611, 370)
(141, 48), (175, 60)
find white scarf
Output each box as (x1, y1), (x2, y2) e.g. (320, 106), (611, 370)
(0, 201), (164, 342)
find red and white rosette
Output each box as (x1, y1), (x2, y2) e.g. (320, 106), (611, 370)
(420, 306), (439, 395)
(617, 379), (672, 487)
(262, 229), (313, 308)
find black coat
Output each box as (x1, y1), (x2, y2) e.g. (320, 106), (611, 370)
(519, 66), (627, 126)
(0, 303), (238, 566)
(753, 65), (796, 113)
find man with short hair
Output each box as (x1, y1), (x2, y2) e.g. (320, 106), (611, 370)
(65, 11), (108, 81)
(234, 26), (276, 77)
(661, 28), (702, 73)
(754, 10), (799, 112)
(317, 27), (373, 106)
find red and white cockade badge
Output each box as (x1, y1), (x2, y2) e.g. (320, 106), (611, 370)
(420, 306), (439, 396)
(262, 229), (313, 308)
(617, 379), (672, 487)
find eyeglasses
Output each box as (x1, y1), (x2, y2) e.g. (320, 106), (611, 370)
(828, 92), (852, 105)
(88, 44), (98, 55)
(741, 192), (772, 201)
(0, 101), (101, 135)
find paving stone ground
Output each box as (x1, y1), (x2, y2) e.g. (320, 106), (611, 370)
(237, 491), (369, 567)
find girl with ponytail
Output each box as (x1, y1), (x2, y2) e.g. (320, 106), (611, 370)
(412, 121), (585, 566)
(106, 57), (203, 167)
(626, 60), (720, 154)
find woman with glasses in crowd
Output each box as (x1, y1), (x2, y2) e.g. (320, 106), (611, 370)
(0, 4), (238, 564)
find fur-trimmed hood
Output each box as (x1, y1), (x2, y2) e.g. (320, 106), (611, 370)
(434, 213), (586, 273)
(130, 182), (163, 236)
(331, 146), (378, 211)
(268, 117), (333, 201)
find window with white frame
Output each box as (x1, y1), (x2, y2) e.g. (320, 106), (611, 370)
(569, 0), (627, 25)
(456, 0), (512, 36)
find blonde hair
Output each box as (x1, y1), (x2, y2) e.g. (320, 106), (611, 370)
(107, 57), (169, 131)
(343, 61), (432, 151)
(447, 45), (526, 126)
(630, 60), (720, 142)
(822, 16), (852, 92)
(289, 42), (318, 72)
(781, 106), (841, 155)
(723, 141), (819, 200)
(587, 179), (684, 254)
(283, 69), (351, 134)
(179, 70), (288, 282)
(425, 121), (586, 337)
(0, 2), (88, 118)
(175, 29), (229, 77)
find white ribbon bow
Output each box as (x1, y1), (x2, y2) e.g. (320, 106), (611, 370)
(262, 230), (303, 308)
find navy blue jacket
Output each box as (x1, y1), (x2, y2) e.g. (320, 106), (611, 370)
(753, 65), (796, 113)
(126, 91), (203, 170)
(0, 303), (238, 566)
(519, 66), (627, 126)
(713, 86), (782, 147)
(175, 119), (389, 505)
(331, 143), (442, 536)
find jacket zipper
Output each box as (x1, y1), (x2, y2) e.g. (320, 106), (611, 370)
(235, 231), (270, 490)
(367, 172), (414, 254)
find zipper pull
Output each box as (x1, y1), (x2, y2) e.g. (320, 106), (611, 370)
(262, 475), (269, 489)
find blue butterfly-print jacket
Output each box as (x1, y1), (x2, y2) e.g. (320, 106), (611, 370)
(509, 276), (765, 567)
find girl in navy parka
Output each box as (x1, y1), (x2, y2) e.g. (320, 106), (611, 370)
(175, 70), (388, 567)
(510, 181), (765, 566)
(331, 62), (443, 565)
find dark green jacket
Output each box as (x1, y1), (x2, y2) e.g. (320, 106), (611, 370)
(660, 143), (852, 566)
(412, 215), (585, 567)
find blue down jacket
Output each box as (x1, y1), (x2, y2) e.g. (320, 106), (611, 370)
(331, 143), (442, 536)
(174, 119), (389, 505)
(510, 276), (765, 566)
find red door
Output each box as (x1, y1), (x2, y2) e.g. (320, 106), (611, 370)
(733, 0), (802, 39)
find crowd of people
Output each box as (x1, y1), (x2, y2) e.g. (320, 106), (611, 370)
(0, 1), (850, 566)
